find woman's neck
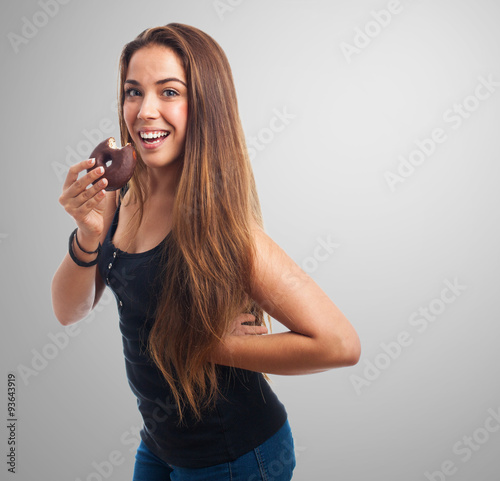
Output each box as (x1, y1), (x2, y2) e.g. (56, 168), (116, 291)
(145, 159), (183, 199)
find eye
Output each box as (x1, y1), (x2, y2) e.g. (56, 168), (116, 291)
(162, 89), (178, 98)
(124, 88), (141, 98)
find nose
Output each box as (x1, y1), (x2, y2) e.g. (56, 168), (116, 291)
(137, 93), (160, 120)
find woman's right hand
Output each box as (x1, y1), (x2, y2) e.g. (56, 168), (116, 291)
(59, 158), (108, 239)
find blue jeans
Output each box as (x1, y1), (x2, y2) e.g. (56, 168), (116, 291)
(132, 418), (296, 480)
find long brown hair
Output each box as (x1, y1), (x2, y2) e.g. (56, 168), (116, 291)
(117, 23), (272, 424)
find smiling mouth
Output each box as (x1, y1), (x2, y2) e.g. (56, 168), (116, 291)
(139, 131), (170, 145)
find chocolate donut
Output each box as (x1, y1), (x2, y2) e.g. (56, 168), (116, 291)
(87, 137), (137, 191)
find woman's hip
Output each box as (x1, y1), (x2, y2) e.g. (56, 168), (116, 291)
(133, 418), (296, 481)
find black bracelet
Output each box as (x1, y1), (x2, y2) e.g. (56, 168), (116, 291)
(74, 228), (100, 254)
(68, 228), (101, 267)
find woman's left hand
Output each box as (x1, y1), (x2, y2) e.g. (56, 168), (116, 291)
(210, 313), (268, 365)
(227, 313), (268, 336)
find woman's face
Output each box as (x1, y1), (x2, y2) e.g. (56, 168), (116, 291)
(123, 44), (188, 170)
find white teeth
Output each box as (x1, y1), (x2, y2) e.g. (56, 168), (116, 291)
(140, 131), (169, 139)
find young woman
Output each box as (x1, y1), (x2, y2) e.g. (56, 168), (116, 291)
(51, 23), (361, 480)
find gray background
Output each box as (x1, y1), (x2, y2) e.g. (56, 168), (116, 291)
(1, 0), (499, 479)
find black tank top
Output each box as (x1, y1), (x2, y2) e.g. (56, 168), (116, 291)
(97, 186), (288, 468)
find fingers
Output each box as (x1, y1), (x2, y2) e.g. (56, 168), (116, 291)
(239, 313), (257, 325)
(59, 161), (107, 209)
(240, 325), (268, 335)
(251, 325), (268, 335)
(238, 313), (268, 332)
(62, 159), (106, 200)
(73, 170), (108, 210)
(228, 312), (268, 337)
(74, 183), (107, 219)
(67, 162), (106, 202)
(62, 158), (97, 192)
(239, 316), (268, 335)
(58, 159), (110, 233)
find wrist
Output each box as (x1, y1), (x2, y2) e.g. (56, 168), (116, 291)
(75, 228), (101, 254)
(68, 228), (101, 267)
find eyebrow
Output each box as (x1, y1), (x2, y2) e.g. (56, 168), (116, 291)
(124, 77), (187, 87)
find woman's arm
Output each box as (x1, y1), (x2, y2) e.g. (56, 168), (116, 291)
(51, 163), (118, 326)
(210, 225), (361, 375)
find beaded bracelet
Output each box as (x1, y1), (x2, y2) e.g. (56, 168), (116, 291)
(68, 228), (101, 267)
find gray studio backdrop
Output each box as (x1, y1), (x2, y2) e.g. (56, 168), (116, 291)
(2, 0), (499, 480)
